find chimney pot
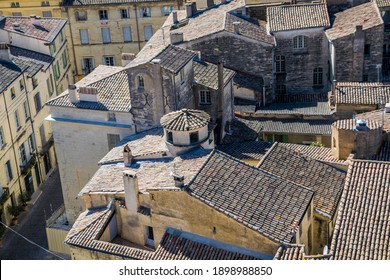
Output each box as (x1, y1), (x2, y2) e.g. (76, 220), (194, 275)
(123, 170), (139, 213)
(172, 173), (184, 188)
(123, 144), (133, 166)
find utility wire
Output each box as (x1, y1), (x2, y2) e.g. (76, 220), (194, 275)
(0, 221), (65, 260)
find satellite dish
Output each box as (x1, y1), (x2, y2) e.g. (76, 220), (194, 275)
(323, 245), (329, 255)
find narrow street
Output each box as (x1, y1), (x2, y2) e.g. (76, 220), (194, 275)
(0, 168), (69, 260)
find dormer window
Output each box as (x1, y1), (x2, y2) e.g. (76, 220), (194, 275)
(293, 35), (307, 49)
(137, 76), (144, 89)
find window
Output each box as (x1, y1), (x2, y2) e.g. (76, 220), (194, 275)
(101, 28), (111, 43)
(123, 26), (132, 42)
(5, 160), (13, 183)
(11, 2), (20, 8)
(108, 112), (116, 122)
(53, 61), (60, 80)
(190, 132), (199, 144)
(28, 134), (35, 152)
(107, 134), (120, 150)
(103, 56), (115, 66)
(42, 11), (52, 18)
(140, 7), (151, 18)
(275, 85), (286, 95)
(12, 12), (22, 16)
(50, 42), (56, 55)
(34, 92), (42, 114)
(275, 55), (285, 73)
(82, 57), (94, 75)
(167, 131), (173, 143)
(47, 75), (54, 96)
(19, 80), (24, 92)
(10, 87), (16, 99)
(23, 101), (29, 120)
(59, 31), (64, 43)
(313, 67), (323, 86)
(75, 11), (87, 21)
(62, 51), (68, 68)
(99, 10), (108, 20)
(364, 44), (371, 56)
(79, 29), (89, 44)
(145, 226), (154, 247)
(19, 143), (27, 165)
(0, 126), (5, 148)
(199, 90), (211, 105)
(293, 35), (307, 49)
(137, 76), (144, 89)
(179, 68), (185, 84)
(41, 1), (50, 6)
(120, 9), (129, 19)
(363, 74), (369, 82)
(14, 110), (21, 131)
(144, 25), (152, 41)
(161, 6), (174, 16)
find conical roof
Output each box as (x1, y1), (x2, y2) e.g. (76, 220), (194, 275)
(160, 109), (210, 131)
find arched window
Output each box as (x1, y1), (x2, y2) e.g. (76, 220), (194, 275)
(313, 67), (323, 86)
(137, 76), (144, 89)
(293, 35), (308, 49)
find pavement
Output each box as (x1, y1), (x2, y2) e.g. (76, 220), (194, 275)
(0, 167), (70, 260)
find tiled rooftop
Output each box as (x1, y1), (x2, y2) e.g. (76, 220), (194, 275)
(357, 109), (390, 133)
(46, 67), (131, 112)
(221, 117), (263, 145)
(326, 2), (383, 40)
(330, 160), (390, 260)
(193, 59), (235, 90)
(332, 119), (382, 130)
(187, 150), (314, 243)
(258, 143), (346, 218)
(62, 0), (169, 5)
(267, 3), (330, 32)
(369, 141), (390, 161)
(66, 207), (267, 260)
(99, 128), (166, 165)
(224, 13), (275, 45)
(245, 118), (333, 135)
(252, 101), (332, 116)
(10, 45), (53, 71)
(274, 244), (331, 260)
(376, 0), (390, 8)
(0, 16), (67, 42)
(154, 45), (197, 74)
(160, 109), (210, 131)
(334, 82), (390, 105)
(233, 72), (264, 92)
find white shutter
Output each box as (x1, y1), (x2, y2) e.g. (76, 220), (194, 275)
(80, 29), (89, 44)
(101, 28), (111, 43)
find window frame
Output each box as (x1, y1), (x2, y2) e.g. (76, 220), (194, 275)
(5, 160), (13, 183)
(0, 126), (6, 148)
(138, 76), (145, 89)
(161, 6), (174, 16)
(293, 35), (308, 49)
(99, 10), (108, 20)
(10, 87), (16, 100)
(79, 29), (89, 45)
(199, 90), (211, 105)
(190, 131), (199, 144)
(103, 56), (115, 66)
(140, 7), (151, 18)
(313, 67), (323, 86)
(123, 26), (132, 42)
(275, 55), (286, 73)
(120, 8), (130, 19)
(23, 101), (30, 121)
(34, 92), (42, 114)
(144, 25), (153, 41)
(14, 110), (21, 131)
(101, 27), (111, 44)
(75, 10), (88, 21)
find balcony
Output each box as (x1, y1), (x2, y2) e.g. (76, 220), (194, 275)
(20, 156), (37, 175)
(0, 188), (10, 206)
(39, 134), (54, 156)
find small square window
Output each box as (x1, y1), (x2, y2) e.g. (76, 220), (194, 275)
(108, 112), (116, 122)
(99, 10), (108, 20)
(364, 44), (371, 56)
(140, 7), (151, 17)
(10, 87), (16, 99)
(103, 56), (115, 66)
(199, 90), (211, 105)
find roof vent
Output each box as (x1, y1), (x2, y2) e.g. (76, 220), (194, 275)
(12, 22), (22, 31)
(385, 103), (390, 113)
(172, 173), (184, 188)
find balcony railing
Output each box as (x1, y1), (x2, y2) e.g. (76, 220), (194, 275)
(39, 134), (54, 156)
(20, 156), (37, 175)
(0, 188), (10, 205)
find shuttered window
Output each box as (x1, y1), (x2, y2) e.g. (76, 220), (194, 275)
(123, 26), (132, 42)
(144, 26), (152, 41)
(101, 28), (111, 43)
(80, 29), (89, 44)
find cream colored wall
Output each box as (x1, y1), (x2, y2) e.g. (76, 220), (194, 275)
(46, 227), (71, 254)
(0, 1), (62, 17)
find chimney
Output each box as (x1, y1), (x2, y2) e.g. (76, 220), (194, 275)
(172, 11), (178, 24)
(332, 80), (337, 95)
(78, 86), (99, 102)
(233, 22), (240, 34)
(123, 170), (139, 213)
(191, 2), (197, 14)
(186, 3), (193, 18)
(68, 84), (78, 103)
(172, 173), (184, 188)
(32, 15), (42, 27)
(123, 144), (133, 166)
(385, 103), (390, 113)
(12, 22), (22, 32)
(121, 53), (136, 66)
(217, 61), (224, 143)
(0, 43), (12, 62)
(170, 32), (184, 45)
(207, 0), (214, 7)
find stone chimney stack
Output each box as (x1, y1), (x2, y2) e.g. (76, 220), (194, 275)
(172, 173), (184, 188)
(186, 3), (193, 18)
(172, 11), (178, 24)
(0, 43), (12, 62)
(233, 22), (240, 34)
(121, 53), (136, 66)
(170, 32), (183, 45)
(123, 170), (139, 213)
(68, 84), (78, 103)
(123, 144), (133, 166)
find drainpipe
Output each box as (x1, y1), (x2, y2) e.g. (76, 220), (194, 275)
(64, 6), (78, 79)
(134, 4), (141, 51)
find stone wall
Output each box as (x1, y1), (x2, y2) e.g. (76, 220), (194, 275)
(273, 28), (330, 94)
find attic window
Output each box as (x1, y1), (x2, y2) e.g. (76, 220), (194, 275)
(41, 1), (50, 6)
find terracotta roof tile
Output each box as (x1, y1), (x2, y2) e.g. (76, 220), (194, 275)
(376, 0), (390, 8)
(0, 16), (67, 42)
(326, 2), (383, 40)
(334, 82), (390, 105)
(160, 109), (210, 131)
(187, 150), (314, 243)
(274, 244), (331, 260)
(267, 4), (330, 32)
(258, 143), (346, 218)
(154, 45), (197, 73)
(332, 119), (382, 130)
(357, 109), (390, 133)
(330, 160), (390, 260)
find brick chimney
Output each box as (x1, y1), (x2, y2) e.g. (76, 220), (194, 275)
(78, 86), (99, 102)
(170, 32), (184, 44)
(123, 144), (133, 166)
(123, 170), (139, 213)
(68, 84), (78, 103)
(121, 53), (136, 66)
(0, 43), (12, 62)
